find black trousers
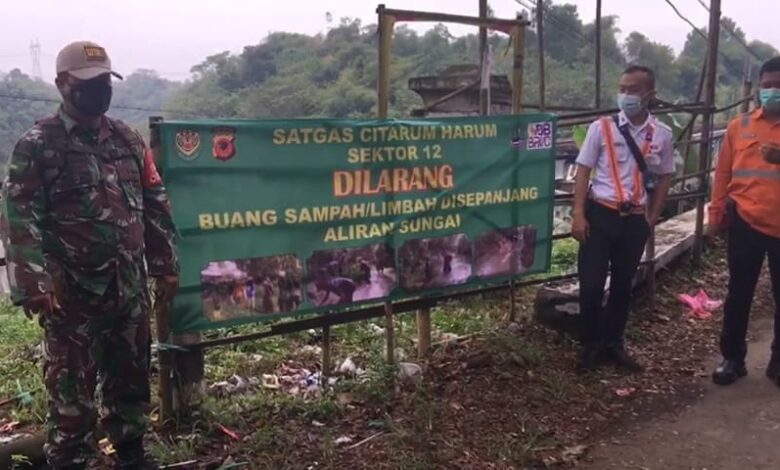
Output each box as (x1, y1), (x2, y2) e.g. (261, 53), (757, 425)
(720, 208), (780, 362)
(578, 202), (650, 346)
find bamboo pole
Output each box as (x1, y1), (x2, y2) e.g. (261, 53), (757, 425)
(377, 5), (394, 119)
(149, 117), (174, 425)
(740, 79), (753, 113)
(693, 0), (722, 264)
(511, 16), (525, 113)
(379, 7), (523, 31)
(384, 302), (395, 364)
(536, 0), (546, 112)
(417, 307), (432, 358)
(479, 0), (489, 116)
(595, 0), (602, 108)
(322, 324), (331, 378)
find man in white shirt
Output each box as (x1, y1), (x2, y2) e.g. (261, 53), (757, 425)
(572, 65), (675, 372)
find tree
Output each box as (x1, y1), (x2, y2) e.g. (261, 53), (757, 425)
(0, 70), (59, 177)
(540, 1), (586, 65)
(4, 0), (779, 174)
(111, 69), (181, 129)
(624, 32), (677, 96)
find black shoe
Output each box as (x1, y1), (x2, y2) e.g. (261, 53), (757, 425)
(712, 359), (747, 385)
(577, 345), (604, 372)
(605, 345), (644, 373)
(115, 438), (159, 470)
(766, 356), (780, 386)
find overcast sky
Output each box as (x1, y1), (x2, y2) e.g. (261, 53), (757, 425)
(1, 0), (777, 83)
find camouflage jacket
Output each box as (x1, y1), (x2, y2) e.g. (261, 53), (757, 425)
(1, 108), (179, 305)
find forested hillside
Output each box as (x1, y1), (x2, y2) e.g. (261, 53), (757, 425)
(1, 1), (777, 175)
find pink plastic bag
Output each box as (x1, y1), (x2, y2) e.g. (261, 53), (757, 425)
(678, 289), (723, 319)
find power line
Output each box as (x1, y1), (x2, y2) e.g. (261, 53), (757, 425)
(661, 0), (746, 79)
(515, 0), (625, 64)
(0, 91), (199, 117)
(517, 0), (586, 42)
(695, 0), (763, 63)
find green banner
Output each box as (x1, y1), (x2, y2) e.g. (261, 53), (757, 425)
(158, 115), (557, 333)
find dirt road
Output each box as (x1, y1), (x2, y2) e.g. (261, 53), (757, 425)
(585, 317), (780, 470)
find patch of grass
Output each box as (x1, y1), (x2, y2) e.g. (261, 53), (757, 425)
(10, 454), (34, 469)
(412, 382), (437, 434)
(488, 331), (547, 368)
(0, 298), (46, 424)
(334, 320), (386, 351)
(486, 426), (554, 466)
(320, 430), (336, 466)
(551, 238), (579, 275)
(246, 422), (284, 454)
(335, 359), (397, 408)
(270, 393), (343, 423)
(148, 433), (203, 465)
(431, 296), (500, 336)
(539, 370), (575, 403)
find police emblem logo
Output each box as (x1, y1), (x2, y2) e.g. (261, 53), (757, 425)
(175, 130), (201, 160)
(212, 127), (237, 161)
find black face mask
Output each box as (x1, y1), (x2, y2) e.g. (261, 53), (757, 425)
(68, 80), (112, 117)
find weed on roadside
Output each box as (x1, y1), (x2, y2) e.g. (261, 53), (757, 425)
(0, 299), (45, 424)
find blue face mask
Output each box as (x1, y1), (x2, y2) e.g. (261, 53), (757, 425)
(617, 93), (644, 118)
(760, 88), (780, 113)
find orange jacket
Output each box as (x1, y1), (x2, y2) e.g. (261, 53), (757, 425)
(710, 108), (780, 238)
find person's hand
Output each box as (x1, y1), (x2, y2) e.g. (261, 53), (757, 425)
(760, 143), (780, 164)
(572, 214), (590, 242)
(22, 292), (60, 319)
(705, 224), (724, 240)
(154, 275), (179, 303)
(646, 213), (658, 228)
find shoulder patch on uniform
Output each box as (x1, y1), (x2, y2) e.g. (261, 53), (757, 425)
(12, 125), (45, 159)
(142, 148), (163, 188)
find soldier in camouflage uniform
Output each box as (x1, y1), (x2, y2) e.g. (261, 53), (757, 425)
(1, 41), (179, 470)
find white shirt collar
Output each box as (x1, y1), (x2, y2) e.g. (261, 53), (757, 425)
(618, 110), (654, 132)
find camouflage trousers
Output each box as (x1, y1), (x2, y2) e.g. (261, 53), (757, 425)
(40, 280), (151, 467)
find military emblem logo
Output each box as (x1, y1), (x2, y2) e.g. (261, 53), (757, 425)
(212, 127), (237, 161)
(175, 130), (201, 160)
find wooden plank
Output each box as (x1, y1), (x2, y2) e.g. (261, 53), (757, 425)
(417, 308), (432, 358)
(384, 302), (395, 364)
(149, 116), (174, 425)
(511, 18), (526, 113)
(379, 7), (529, 32)
(322, 324), (331, 377)
(377, 5), (394, 119)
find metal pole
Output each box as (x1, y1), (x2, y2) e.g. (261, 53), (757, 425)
(595, 0), (602, 109)
(536, 0), (546, 111)
(479, 0), (489, 115)
(693, 0), (722, 263)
